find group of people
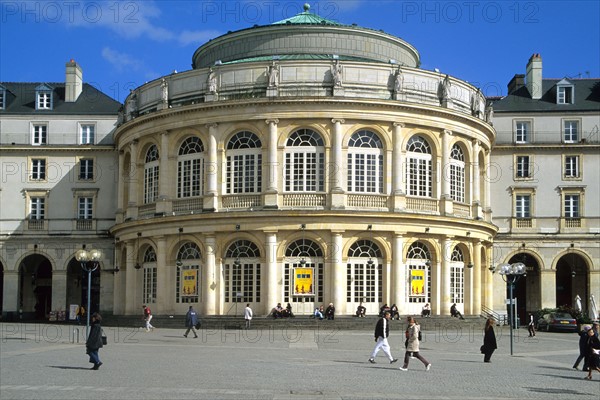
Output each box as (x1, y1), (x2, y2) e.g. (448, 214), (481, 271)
(573, 322), (600, 380)
(313, 303), (335, 320)
(269, 303), (295, 319)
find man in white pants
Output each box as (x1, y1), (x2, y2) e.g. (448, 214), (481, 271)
(244, 304), (253, 329)
(369, 310), (398, 364)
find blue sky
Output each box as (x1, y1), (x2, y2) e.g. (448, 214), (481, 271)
(1, 0), (599, 103)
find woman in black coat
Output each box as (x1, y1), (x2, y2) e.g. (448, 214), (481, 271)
(482, 318), (497, 363)
(85, 312), (104, 370)
(584, 328), (600, 380)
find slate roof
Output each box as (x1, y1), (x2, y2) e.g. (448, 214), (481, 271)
(493, 79), (600, 113)
(0, 82), (121, 115)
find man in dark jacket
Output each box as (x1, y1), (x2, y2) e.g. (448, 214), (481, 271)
(184, 306), (199, 338)
(368, 311), (398, 364)
(85, 313), (104, 370)
(573, 326), (591, 371)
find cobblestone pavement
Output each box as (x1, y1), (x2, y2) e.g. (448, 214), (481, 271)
(1, 322), (599, 399)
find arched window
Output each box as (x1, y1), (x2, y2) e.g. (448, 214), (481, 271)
(284, 129), (324, 192)
(406, 136), (432, 197)
(406, 242), (432, 303)
(450, 144), (465, 203)
(177, 137), (204, 198)
(347, 130), (384, 193)
(450, 246), (464, 304)
(224, 240), (261, 303)
(176, 242), (202, 304)
(284, 238), (324, 308)
(144, 145), (159, 204)
(142, 246), (157, 304)
(347, 240), (383, 307)
(226, 131), (262, 194)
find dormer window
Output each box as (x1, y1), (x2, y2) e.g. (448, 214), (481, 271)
(35, 84), (53, 110)
(556, 79), (574, 104)
(0, 84), (6, 110)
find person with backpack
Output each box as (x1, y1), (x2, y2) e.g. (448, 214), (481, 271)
(399, 316), (431, 372)
(142, 305), (154, 332)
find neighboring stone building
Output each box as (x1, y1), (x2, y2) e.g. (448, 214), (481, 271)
(0, 61), (120, 319)
(109, 5), (496, 317)
(491, 54), (600, 323)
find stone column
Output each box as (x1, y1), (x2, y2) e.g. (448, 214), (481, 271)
(112, 244), (124, 315)
(472, 140), (482, 218)
(205, 124), (218, 211)
(484, 245), (494, 310)
(330, 119), (345, 209)
(264, 119), (279, 209)
(464, 244), (473, 315)
(540, 269), (557, 309)
(392, 123), (406, 211)
(155, 236), (168, 313)
(51, 270), (67, 313)
(3, 271), (19, 314)
(331, 231), (345, 312)
(392, 234), (405, 313)
(440, 130), (453, 215)
(117, 150), (125, 211)
(440, 236), (452, 315)
(156, 132), (172, 214)
(125, 240), (138, 314)
(484, 151), (492, 220)
(473, 240), (483, 315)
(126, 140), (139, 220)
(265, 232), (278, 315)
(204, 235), (217, 315)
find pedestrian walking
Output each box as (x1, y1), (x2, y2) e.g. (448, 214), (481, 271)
(527, 313), (536, 337)
(574, 326), (592, 371)
(584, 326), (600, 380)
(481, 317), (497, 363)
(183, 306), (199, 338)
(399, 316), (431, 371)
(85, 312), (103, 370)
(244, 304), (253, 329)
(143, 305), (154, 331)
(368, 310), (398, 364)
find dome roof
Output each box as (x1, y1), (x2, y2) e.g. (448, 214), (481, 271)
(271, 4), (341, 25)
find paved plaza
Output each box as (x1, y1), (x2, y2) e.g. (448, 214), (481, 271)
(1, 321), (598, 399)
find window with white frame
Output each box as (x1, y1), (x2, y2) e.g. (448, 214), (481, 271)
(177, 137), (204, 198)
(79, 124), (95, 144)
(36, 91), (52, 110)
(284, 129), (325, 192)
(30, 158), (46, 180)
(32, 124), (48, 145)
(557, 86), (574, 104)
(515, 194), (531, 218)
(564, 155), (580, 179)
(449, 144), (465, 202)
(78, 197), (93, 220)
(347, 130), (384, 193)
(142, 247), (157, 304)
(563, 120), (579, 143)
(450, 246), (464, 304)
(30, 197), (45, 220)
(564, 194), (580, 218)
(515, 121), (530, 143)
(283, 238), (324, 304)
(515, 155), (532, 179)
(144, 145), (160, 204)
(407, 242), (431, 303)
(79, 158), (94, 180)
(226, 131), (262, 194)
(0, 87), (5, 109)
(406, 135), (432, 197)
(175, 242), (202, 303)
(346, 240), (383, 304)
(224, 240), (261, 303)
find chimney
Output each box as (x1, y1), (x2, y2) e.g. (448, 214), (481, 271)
(507, 74), (525, 94)
(65, 59), (83, 102)
(526, 53), (542, 99)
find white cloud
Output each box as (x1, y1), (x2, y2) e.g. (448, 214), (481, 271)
(101, 47), (144, 72)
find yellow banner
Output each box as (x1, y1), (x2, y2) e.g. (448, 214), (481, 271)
(411, 269), (425, 296)
(294, 267), (314, 295)
(182, 269), (198, 296)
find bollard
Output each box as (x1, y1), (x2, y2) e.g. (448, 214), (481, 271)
(72, 328), (80, 343)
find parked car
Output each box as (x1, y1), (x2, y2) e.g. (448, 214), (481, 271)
(536, 312), (577, 332)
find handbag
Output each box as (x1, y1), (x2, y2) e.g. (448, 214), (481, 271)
(101, 329), (107, 345)
(480, 345), (485, 354)
(195, 321), (202, 330)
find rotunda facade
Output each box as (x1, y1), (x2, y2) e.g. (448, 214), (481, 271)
(111, 5), (497, 317)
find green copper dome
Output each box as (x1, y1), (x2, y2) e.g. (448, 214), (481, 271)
(272, 4), (341, 25)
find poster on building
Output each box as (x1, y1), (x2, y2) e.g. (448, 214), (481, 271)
(293, 267), (314, 295)
(182, 269), (198, 296)
(410, 269), (425, 296)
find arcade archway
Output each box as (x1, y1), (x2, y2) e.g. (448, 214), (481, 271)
(507, 253), (540, 325)
(556, 253), (588, 310)
(19, 254), (52, 320)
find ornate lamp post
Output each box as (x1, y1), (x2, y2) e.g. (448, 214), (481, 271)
(75, 248), (102, 338)
(498, 262), (526, 356)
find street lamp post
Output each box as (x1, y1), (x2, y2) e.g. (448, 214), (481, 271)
(75, 248), (102, 339)
(498, 262), (526, 356)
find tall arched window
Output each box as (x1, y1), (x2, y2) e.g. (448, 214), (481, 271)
(450, 144), (465, 203)
(226, 131), (262, 194)
(284, 238), (324, 309)
(142, 247), (157, 304)
(284, 129), (324, 192)
(450, 246), (464, 304)
(407, 242), (431, 303)
(347, 240), (383, 309)
(224, 240), (261, 303)
(177, 137), (204, 198)
(176, 242), (202, 304)
(406, 136), (432, 197)
(347, 130), (384, 193)
(144, 145), (159, 204)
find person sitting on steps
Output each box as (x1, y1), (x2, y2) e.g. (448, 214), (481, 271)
(450, 303), (465, 320)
